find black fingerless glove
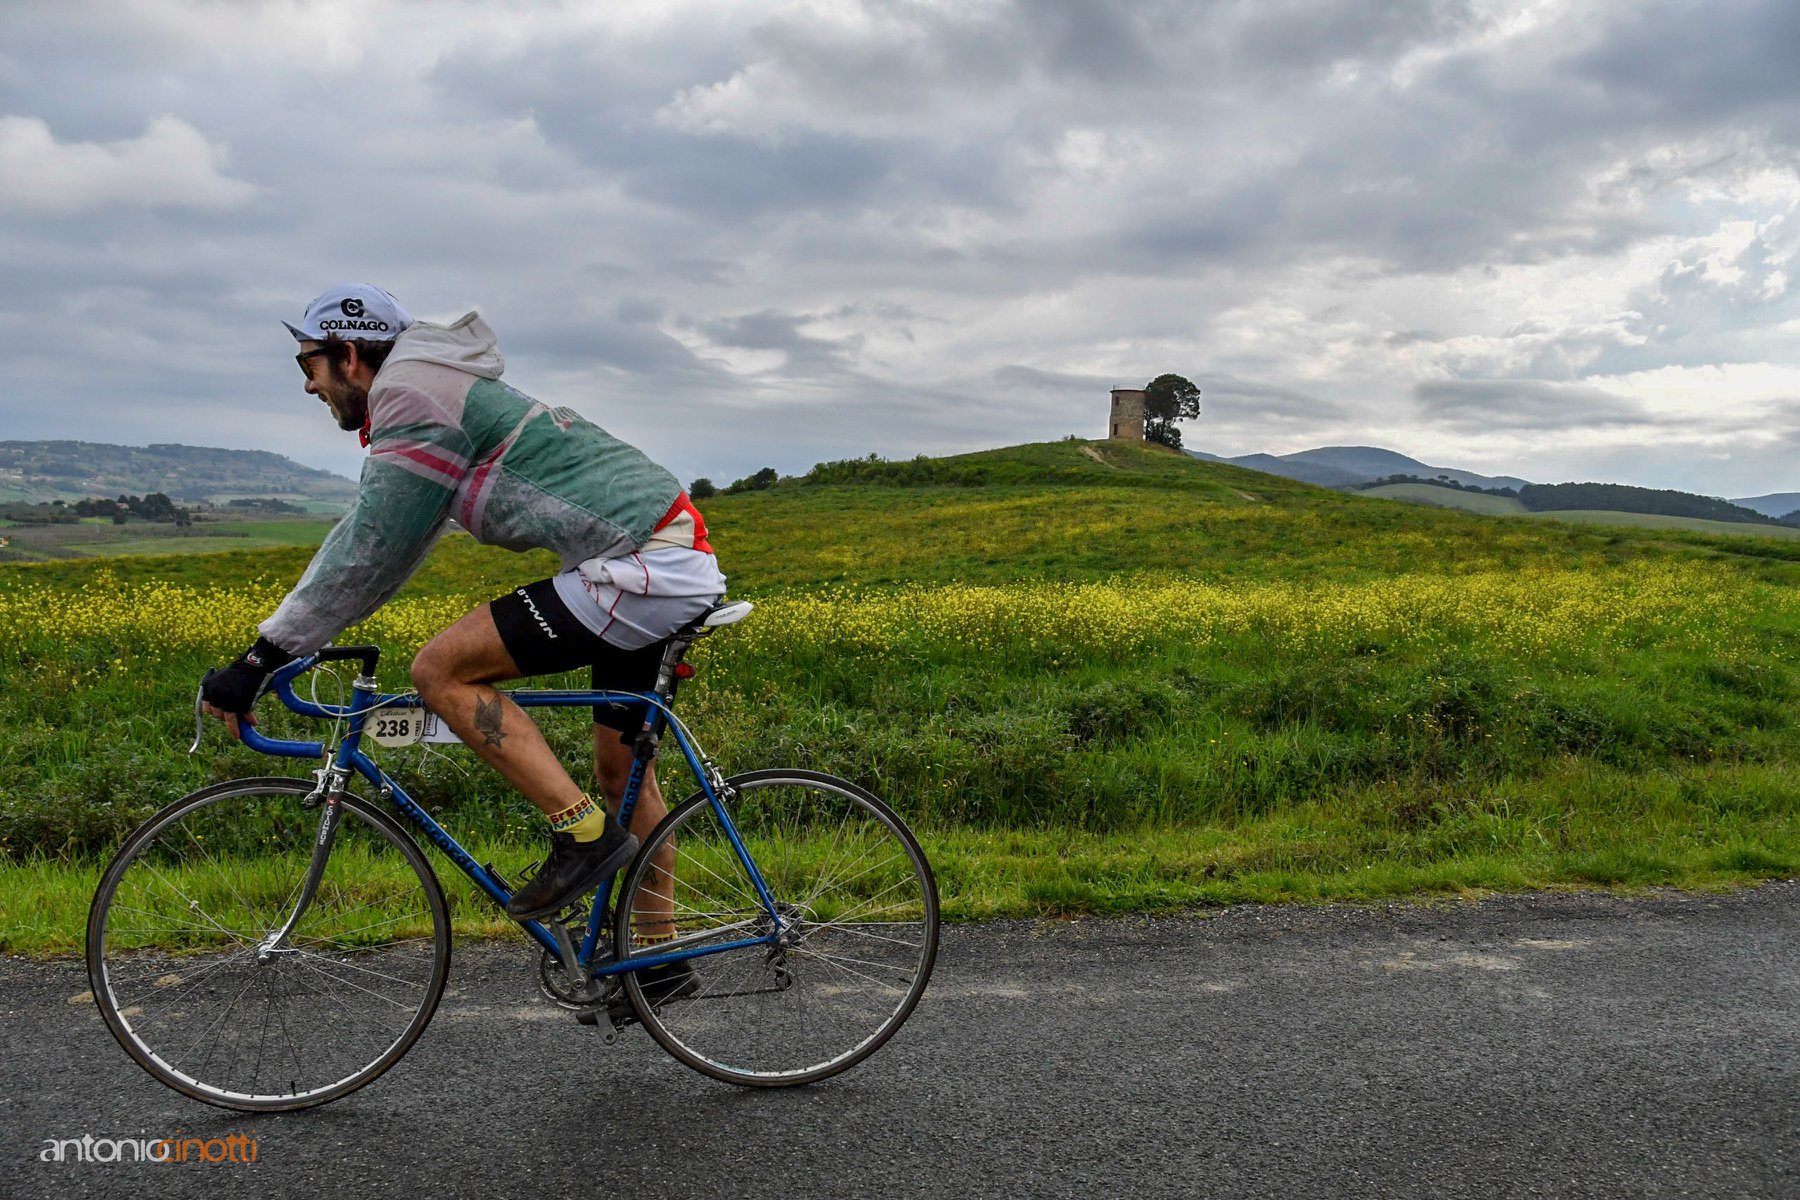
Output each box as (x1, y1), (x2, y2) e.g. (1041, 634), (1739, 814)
(201, 636), (296, 715)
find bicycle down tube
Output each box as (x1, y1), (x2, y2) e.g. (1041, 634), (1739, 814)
(238, 652), (781, 977)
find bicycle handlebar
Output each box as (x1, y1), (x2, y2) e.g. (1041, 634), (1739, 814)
(190, 645), (385, 759)
(310, 644), (382, 677)
(195, 641), (682, 761)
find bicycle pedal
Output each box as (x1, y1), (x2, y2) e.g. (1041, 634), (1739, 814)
(574, 1005), (625, 1045)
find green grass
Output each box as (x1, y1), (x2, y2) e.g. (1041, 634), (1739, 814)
(1362, 483), (1530, 515)
(1362, 483), (1800, 540)
(1525, 510), (1800, 539)
(10, 758), (1791, 953)
(1, 439), (1795, 952)
(0, 515), (336, 562)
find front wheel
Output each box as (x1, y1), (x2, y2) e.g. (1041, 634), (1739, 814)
(615, 769), (939, 1086)
(86, 777), (451, 1111)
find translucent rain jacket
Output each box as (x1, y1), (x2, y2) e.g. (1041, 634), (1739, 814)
(260, 313), (689, 655)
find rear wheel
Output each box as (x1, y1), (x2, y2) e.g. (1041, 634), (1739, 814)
(615, 769), (938, 1086)
(86, 777), (451, 1111)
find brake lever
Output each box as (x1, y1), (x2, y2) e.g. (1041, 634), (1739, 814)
(190, 685), (206, 754)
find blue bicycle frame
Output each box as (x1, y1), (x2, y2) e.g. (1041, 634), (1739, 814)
(237, 650), (779, 982)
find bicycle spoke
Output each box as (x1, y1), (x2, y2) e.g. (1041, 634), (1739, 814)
(290, 910), (432, 945)
(91, 784), (448, 1110)
(179, 820), (264, 934)
(621, 773), (937, 1085)
(285, 952), (425, 1014)
(800, 920), (925, 951)
(790, 943), (916, 990)
(113, 947), (255, 1012)
(182, 967), (264, 1072)
(137, 860), (255, 950)
(285, 947), (433, 992)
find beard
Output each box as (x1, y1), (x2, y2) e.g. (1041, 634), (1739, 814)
(319, 374), (370, 432)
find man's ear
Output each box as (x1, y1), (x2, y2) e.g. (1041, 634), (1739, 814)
(341, 340), (379, 385)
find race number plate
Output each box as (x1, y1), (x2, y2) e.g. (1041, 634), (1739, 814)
(420, 711), (463, 744)
(369, 708), (464, 747)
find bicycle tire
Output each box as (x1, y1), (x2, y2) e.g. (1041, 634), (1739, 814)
(86, 776), (451, 1112)
(615, 769), (938, 1086)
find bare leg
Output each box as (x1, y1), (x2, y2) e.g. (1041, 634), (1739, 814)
(411, 605), (585, 818)
(595, 727), (675, 941)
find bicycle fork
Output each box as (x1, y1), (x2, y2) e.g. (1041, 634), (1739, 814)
(255, 767), (350, 963)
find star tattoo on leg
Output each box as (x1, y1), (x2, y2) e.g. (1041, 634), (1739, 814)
(474, 690), (508, 748)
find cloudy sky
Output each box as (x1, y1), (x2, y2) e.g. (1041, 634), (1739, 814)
(3, 0), (1797, 495)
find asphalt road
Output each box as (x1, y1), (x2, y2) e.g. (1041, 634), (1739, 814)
(3, 883), (1795, 1200)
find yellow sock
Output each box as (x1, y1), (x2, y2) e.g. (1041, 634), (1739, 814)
(548, 794), (607, 842)
(636, 930), (676, 954)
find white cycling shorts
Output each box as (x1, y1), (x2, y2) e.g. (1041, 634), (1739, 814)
(550, 546), (728, 650)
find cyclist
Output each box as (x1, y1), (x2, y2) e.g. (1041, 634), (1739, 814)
(200, 283), (725, 938)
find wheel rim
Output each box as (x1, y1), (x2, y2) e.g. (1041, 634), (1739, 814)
(88, 782), (449, 1110)
(620, 772), (938, 1084)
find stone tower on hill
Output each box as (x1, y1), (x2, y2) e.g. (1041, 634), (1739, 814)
(1108, 388), (1145, 441)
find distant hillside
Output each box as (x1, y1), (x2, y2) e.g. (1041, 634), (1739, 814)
(1525, 510), (1800, 540)
(788, 440), (1310, 494)
(1518, 482), (1776, 525)
(1731, 492), (1800, 519)
(1359, 482), (1800, 540)
(1360, 483), (1528, 516)
(0, 441), (356, 507)
(1189, 444), (1530, 491)
(1206, 452), (1364, 488)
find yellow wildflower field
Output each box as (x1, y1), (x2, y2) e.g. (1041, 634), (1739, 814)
(0, 560), (1776, 672)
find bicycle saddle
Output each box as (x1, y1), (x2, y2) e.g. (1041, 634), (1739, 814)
(695, 599), (753, 629)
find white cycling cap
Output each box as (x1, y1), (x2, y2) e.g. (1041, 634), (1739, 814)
(283, 283), (415, 343)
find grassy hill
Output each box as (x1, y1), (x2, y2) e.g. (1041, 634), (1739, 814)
(2, 439), (1795, 947)
(1360, 482), (1528, 516)
(1526, 510), (1800, 540)
(0, 515), (339, 563)
(9, 436), (1762, 590)
(0, 440), (356, 507)
(1362, 482), (1800, 540)
(13, 438), (1800, 581)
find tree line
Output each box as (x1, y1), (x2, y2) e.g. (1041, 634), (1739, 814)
(1515, 482), (1779, 525)
(0, 493), (195, 525)
(1363, 474), (1790, 526)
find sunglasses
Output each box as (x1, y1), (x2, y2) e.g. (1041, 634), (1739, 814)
(295, 346), (332, 378)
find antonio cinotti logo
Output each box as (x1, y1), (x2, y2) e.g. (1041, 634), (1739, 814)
(39, 1130), (259, 1164)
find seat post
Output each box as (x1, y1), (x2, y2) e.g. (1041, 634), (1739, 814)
(632, 634), (695, 765)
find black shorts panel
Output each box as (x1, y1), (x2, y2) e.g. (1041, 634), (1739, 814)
(488, 578), (670, 736)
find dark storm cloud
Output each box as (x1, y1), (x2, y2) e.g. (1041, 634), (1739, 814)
(1414, 380), (1651, 431)
(501, 314), (743, 387)
(426, 39), (1016, 224)
(2, 1), (1799, 493)
(1233, 0), (1479, 71)
(689, 309), (863, 374)
(991, 365), (1113, 393)
(1574, 0), (1800, 142)
(1197, 375), (1347, 422)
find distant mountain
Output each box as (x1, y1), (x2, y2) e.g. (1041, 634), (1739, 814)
(1189, 444), (1530, 491)
(0, 441), (357, 507)
(1199, 451), (1366, 488)
(1731, 492), (1800, 519)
